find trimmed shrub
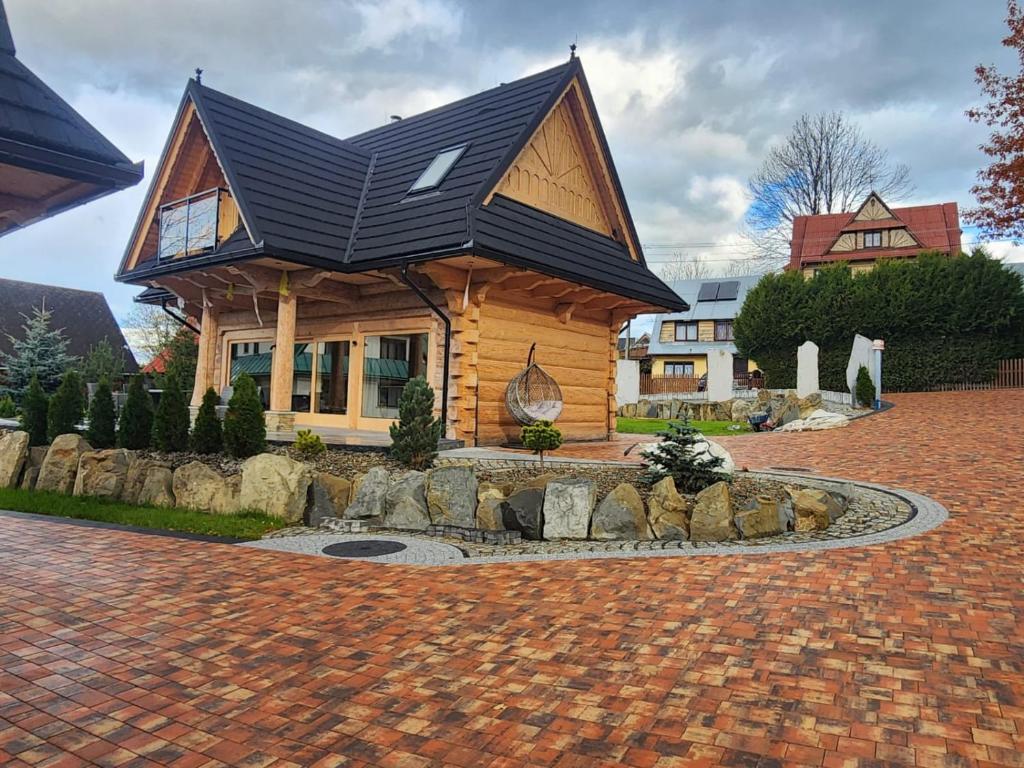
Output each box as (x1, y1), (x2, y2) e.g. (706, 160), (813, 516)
(855, 365), (875, 408)
(153, 375), (190, 452)
(118, 375), (154, 450)
(0, 394), (15, 418)
(389, 376), (443, 470)
(521, 419), (562, 468)
(293, 429), (326, 460)
(19, 375), (48, 447)
(641, 418), (728, 493)
(86, 378), (117, 448)
(223, 373), (266, 458)
(47, 370), (84, 440)
(734, 251), (1024, 392)
(190, 387), (223, 454)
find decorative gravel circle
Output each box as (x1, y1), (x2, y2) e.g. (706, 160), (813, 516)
(321, 540), (408, 558)
(244, 533), (464, 564)
(247, 471), (947, 566)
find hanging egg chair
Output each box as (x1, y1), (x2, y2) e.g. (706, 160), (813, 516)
(505, 343), (563, 425)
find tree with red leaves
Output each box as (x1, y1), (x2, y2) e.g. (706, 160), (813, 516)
(967, 1), (1024, 240)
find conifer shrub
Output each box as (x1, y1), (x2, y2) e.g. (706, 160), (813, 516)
(85, 378), (116, 449)
(855, 365), (876, 408)
(47, 370), (84, 440)
(293, 429), (326, 460)
(223, 373), (266, 458)
(118, 375), (154, 450)
(521, 419), (562, 469)
(19, 376), (48, 447)
(190, 387), (223, 454)
(153, 375), (190, 452)
(0, 394), (15, 418)
(388, 376), (443, 470)
(641, 418), (728, 493)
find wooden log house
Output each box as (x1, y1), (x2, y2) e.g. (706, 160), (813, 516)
(116, 57), (686, 445)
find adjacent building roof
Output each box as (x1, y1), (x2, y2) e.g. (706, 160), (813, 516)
(0, 1), (143, 234)
(118, 59), (685, 311)
(0, 277), (138, 372)
(789, 194), (961, 269)
(647, 275), (762, 357)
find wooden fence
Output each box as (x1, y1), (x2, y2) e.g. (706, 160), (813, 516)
(639, 374), (701, 396)
(896, 358), (1024, 392)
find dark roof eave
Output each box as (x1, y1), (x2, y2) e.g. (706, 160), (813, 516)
(0, 136), (143, 187)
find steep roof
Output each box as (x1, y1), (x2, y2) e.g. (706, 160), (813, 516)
(789, 197), (961, 268)
(0, 277), (138, 372)
(118, 59), (684, 311)
(0, 1), (142, 232)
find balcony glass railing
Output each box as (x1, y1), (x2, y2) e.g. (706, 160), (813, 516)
(158, 187), (227, 260)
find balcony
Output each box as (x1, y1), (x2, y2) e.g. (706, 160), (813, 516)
(158, 187), (238, 261)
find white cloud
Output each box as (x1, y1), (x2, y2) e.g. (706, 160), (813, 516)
(352, 0), (462, 51)
(687, 175), (751, 222)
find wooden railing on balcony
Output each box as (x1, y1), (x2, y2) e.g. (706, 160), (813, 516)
(640, 374), (701, 396)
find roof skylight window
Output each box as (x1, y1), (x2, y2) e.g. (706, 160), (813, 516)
(408, 144), (467, 193)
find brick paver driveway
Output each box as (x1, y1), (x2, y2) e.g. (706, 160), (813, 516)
(1, 390), (1022, 767)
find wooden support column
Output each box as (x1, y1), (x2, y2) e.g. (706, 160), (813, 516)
(607, 322), (620, 440)
(191, 306), (219, 408)
(268, 290), (297, 429)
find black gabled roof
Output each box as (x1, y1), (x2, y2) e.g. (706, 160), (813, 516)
(121, 58), (685, 310)
(476, 196), (682, 309)
(0, 277), (138, 372)
(0, 1), (142, 177)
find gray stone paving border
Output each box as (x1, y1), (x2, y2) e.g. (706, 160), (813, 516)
(243, 470), (947, 567)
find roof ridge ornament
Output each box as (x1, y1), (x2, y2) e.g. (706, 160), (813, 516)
(569, 42), (577, 60)
(194, 67), (203, 85)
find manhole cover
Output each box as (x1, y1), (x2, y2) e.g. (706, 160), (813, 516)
(321, 540), (408, 558)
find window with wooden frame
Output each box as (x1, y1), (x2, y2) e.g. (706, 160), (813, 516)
(714, 320), (734, 341)
(674, 322), (698, 341)
(158, 188), (222, 260)
(664, 362), (694, 377)
(863, 230), (882, 248)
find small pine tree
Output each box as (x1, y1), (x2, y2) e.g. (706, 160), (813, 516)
(388, 376), (443, 470)
(47, 370), (84, 440)
(118, 374), (154, 449)
(0, 305), (77, 400)
(641, 418), (728, 493)
(855, 364), (876, 408)
(153, 375), (190, 452)
(81, 338), (126, 386)
(223, 373), (266, 458)
(521, 419), (562, 468)
(85, 377), (116, 448)
(162, 328), (198, 403)
(0, 394), (15, 418)
(190, 387), (223, 454)
(19, 375), (48, 446)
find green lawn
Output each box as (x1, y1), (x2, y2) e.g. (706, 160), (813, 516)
(0, 488), (287, 540)
(616, 417), (752, 436)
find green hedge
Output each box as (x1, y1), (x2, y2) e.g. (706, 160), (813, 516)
(733, 251), (1024, 393)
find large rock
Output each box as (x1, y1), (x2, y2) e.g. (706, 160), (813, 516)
(0, 430), (29, 488)
(797, 392), (823, 418)
(239, 453), (312, 523)
(542, 478), (597, 540)
(19, 446), (47, 491)
(513, 472), (558, 494)
(426, 465), (478, 527)
(796, 340), (819, 398)
(307, 473), (351, 527)
(122, 459), (174, 507)
(647, 476), (689, 540)
(476, 483), (508, 531)
(734, 496), (783, 539)
(36, 434), (91, 494)
(777, 409), (850, 432)
(384, 471), (430, 530)
(789, 488), (844, 532)
(173, 461), (240, 515)
(620, 403), (637, 418)
(500, 488), (545, 540)
(345, 466), (389, 520)
(689, 481), (736, 542)
(691, 437), (735, 475)
(591, 483), (649, 540)
(730, 399), (752, 422)
(73, 449), (134, 500)
(772, 392), (801, 428)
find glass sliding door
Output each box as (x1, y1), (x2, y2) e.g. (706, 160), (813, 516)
(228, 340), (273, 409)
(315, 341), (350, 415)
(361, 333), (429, 419)
(292, 343), (313, 413)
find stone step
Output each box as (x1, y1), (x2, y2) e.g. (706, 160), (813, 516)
(424, 524), (522, 546)
(319, 517), (372, 533)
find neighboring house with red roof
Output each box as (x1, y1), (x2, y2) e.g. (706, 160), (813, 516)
(788, 192), (962, 276)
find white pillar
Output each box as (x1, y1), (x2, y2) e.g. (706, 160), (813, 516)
(706, 349), (733, 402)
(796, 340), (819, 398)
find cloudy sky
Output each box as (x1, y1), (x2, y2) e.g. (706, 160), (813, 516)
(0, 0), (1019, 333)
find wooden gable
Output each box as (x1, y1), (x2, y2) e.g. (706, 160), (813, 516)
(488, 78), (639, 260)
(122, 99), (243, 273)
(853, 193), (897, 222)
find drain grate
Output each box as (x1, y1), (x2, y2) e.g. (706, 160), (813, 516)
(321, 540), (408, 558)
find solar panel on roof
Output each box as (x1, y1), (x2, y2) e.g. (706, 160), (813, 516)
(716, 281), (739, 301)
(697, 282), (719, 301)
